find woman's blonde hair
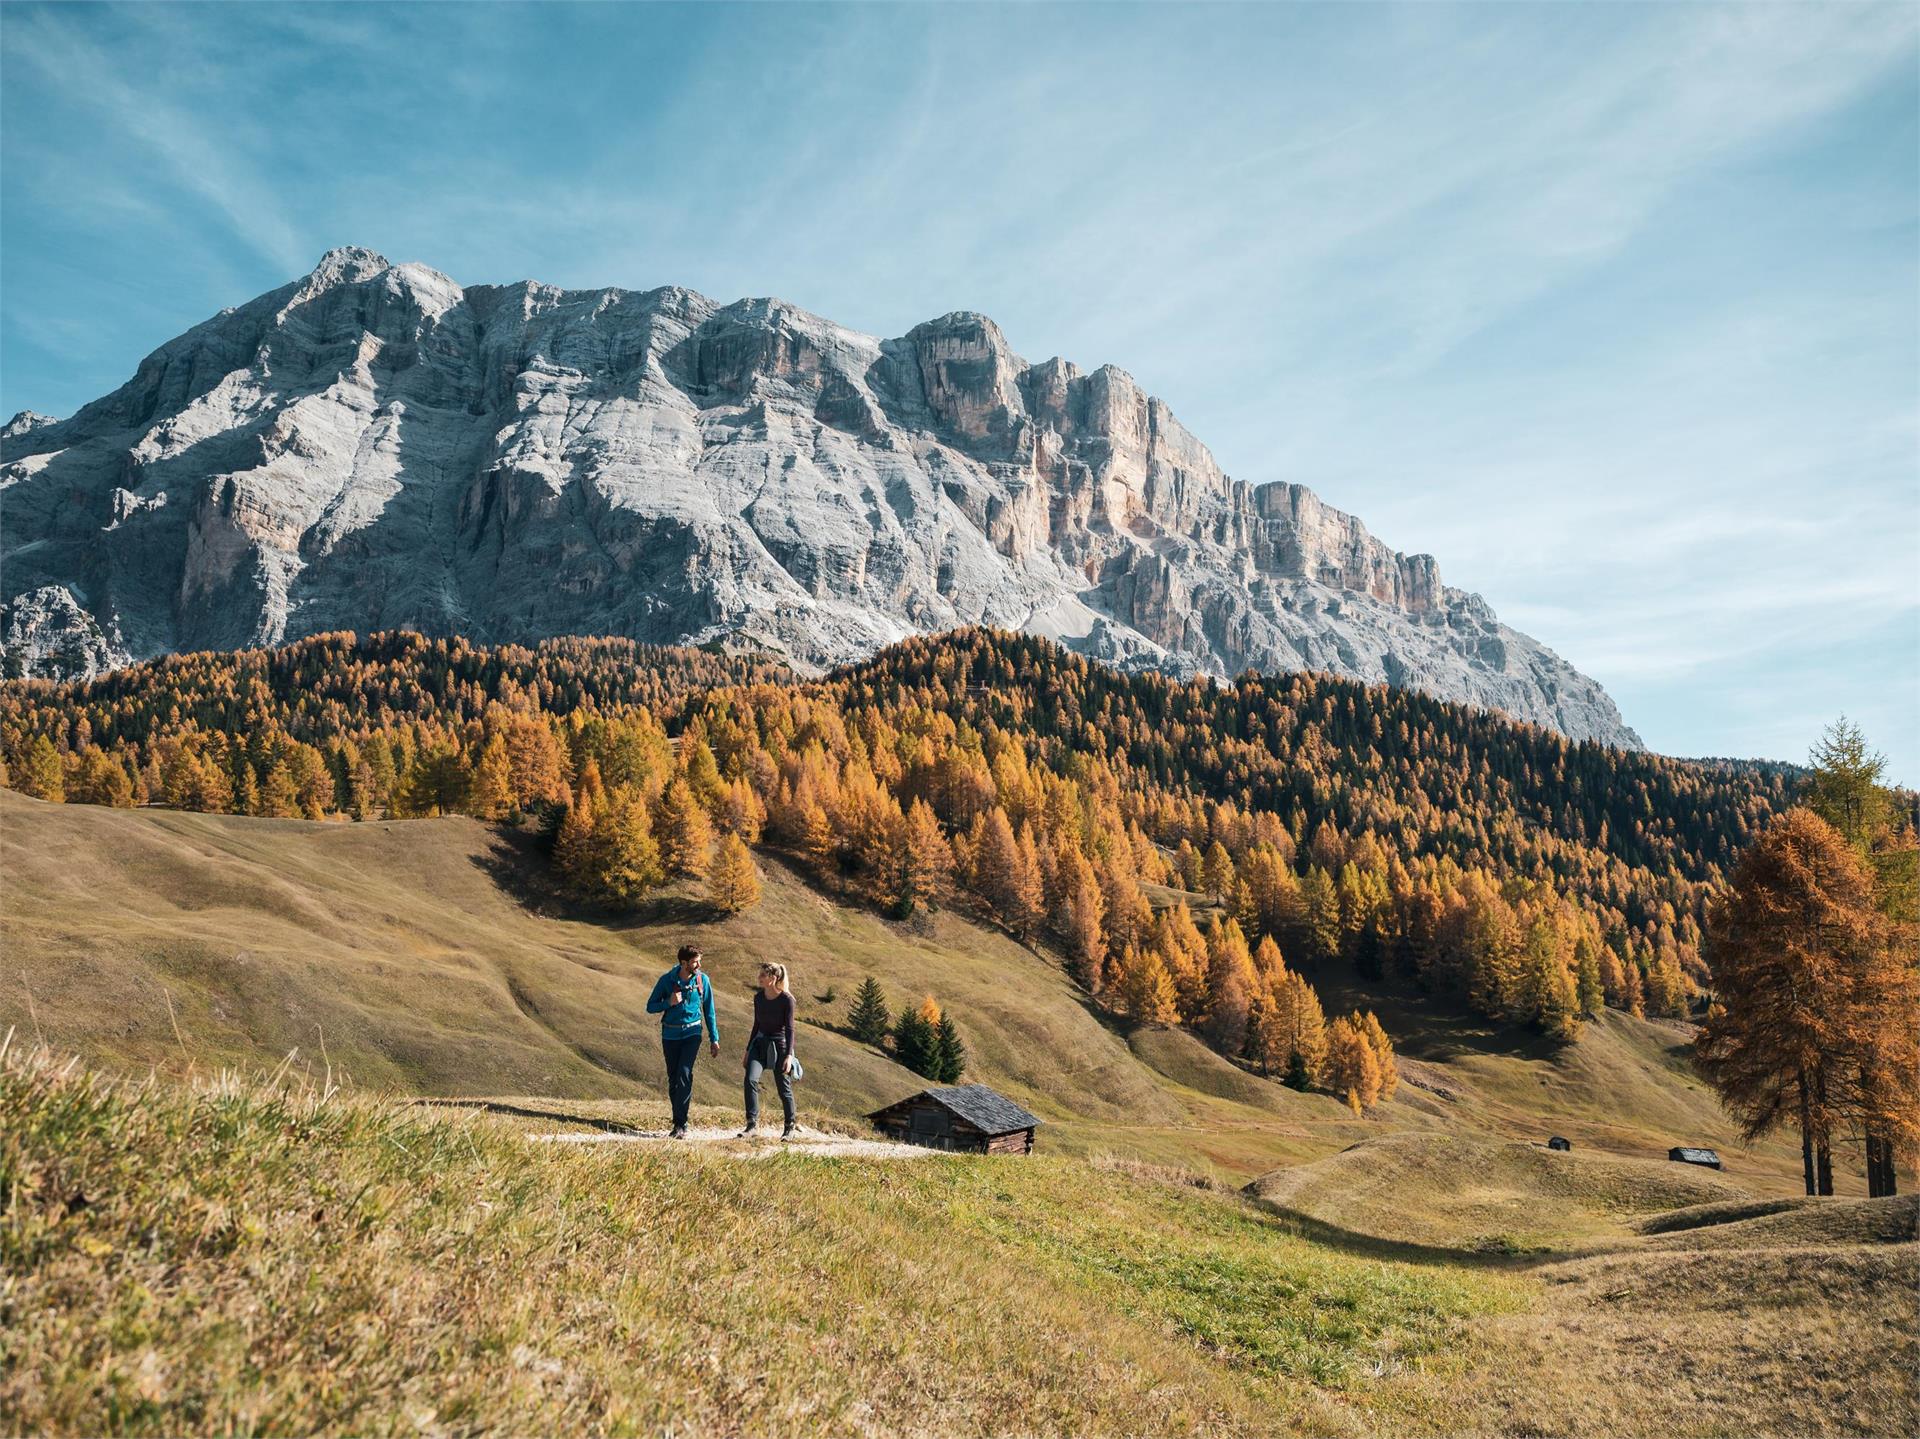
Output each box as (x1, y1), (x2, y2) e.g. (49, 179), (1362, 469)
(759, 961), (790, 995)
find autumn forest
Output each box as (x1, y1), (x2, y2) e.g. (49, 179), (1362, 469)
(1, 627), (1912, 1157)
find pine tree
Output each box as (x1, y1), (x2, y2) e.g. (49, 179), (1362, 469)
(554, 793), (595, 889)
(900, 798), (953, 913)
(707, 831), (762, 913)
(288, 743), (335, 818)
(1154, 902), (1210, 1022)
(1300, 866), (1342, 962)
(68, 750), (133, 807)
(473, 735), (514, 820)
(1574, 933), (1605, 1017)
(1202, 840), (1236, 900)
(1697, 809), (1878, 1195)
(1053, 842), (1107, 989)
(1522, 913), (1578, 1040)
(15, 736), (64, 802)
(361, 744), (396, 816)
(236, 764), (262, 817)
(1804, 718), (1892, 852)
(1251, 935), (1288, 991)
(975, 807), (1041, 936)
(1012, 823), (1046, 938)
(893, 1002), (936, 1078)
(933, 1011), (967, 1082)
(848, 975), (891, 1046)
(1359, 1010), (1398, 1102)
(598, 787), (666, 903)
(1324, 1014), (1382, 1114)
(794, 800), (835, 873)
(1202, 916), (1257, 1055)
(1284, 1048), (1313, 1091)
(1277, 971), (1328, 1086)
(655, 778), (714, 879)
(1118, 943), (1180, 1024)
(1100, 859), (1153, 955)
(1644, 946), (1688, 1019)
(1803, 719), (1920, 1194)
(1247, 982), (1288, 1074)
(260, 760), (301, 819)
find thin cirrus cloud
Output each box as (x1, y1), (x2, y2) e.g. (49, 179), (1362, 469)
(1, 1), (1914, 779)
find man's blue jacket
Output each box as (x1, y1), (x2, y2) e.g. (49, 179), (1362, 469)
(647, 967), (719, 1043)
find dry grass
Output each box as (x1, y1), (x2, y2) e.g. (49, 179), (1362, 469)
(1248, 1133), (1748, 1253)
(0, 793), (1820, 1191)
(6, 1038), (1914, 1438)
(1, 1041), (1524, 1438)
(1419, 1238), (1919, 1438)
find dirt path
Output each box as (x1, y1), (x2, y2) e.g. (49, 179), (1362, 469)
(529, 1125), (934, 1159)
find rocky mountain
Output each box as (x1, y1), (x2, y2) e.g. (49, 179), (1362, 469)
(0, 247), (1639, 746)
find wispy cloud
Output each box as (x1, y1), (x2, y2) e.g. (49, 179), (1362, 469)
(4, 5), (310, 275)
(1, 1), (1913, 776)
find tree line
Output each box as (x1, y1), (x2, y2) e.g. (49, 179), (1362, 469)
(0, 627), (1820, 1072)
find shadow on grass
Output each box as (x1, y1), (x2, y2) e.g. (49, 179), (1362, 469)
(408, 1096), (646, 1135)
(1304, 958), (1565, 1063)
(1243, 1195), (1603, 1271)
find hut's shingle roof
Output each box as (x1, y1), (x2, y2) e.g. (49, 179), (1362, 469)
(870, 1084), (1041, 1135)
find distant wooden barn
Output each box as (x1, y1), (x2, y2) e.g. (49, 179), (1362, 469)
(868, 1084), (1040, 1155)
(1547, 1136), (1571, 1152)
(1669, 1146), (1722, 1169)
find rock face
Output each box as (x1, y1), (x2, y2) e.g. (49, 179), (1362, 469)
(0, 248), (1640, 746)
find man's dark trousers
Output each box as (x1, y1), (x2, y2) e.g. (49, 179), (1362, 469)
(663, 1032), (702, 1130)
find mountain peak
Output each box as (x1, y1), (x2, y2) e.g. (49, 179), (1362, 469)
(0, 252), (1640, 748)
(308, 246), (391, 286)
(3, 410), (59, 438)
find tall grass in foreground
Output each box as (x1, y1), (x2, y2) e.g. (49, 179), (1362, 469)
(1, 1038), (1515, 1437)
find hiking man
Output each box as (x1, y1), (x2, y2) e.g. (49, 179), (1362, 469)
(647, 943), (720, 1139)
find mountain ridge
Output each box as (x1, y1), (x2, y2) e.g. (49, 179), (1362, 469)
(1, 246), (1640, 747)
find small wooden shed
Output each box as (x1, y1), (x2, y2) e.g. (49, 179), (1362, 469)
(868, 1084), (1040, 1155)
(1547, 1136), (1572, 1152)
(1669, 1146), (1722, 1169)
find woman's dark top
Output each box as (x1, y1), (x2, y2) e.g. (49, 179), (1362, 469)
(750, 990), (795, 1057)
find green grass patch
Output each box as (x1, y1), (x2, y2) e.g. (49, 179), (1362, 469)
(958, 1163), (1515, 1387)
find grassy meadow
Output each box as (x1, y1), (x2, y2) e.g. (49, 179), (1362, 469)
(5, 1041), (1914, 1437)
(0, 791), (1812, 1186)
(3, 792), (1916, 1436)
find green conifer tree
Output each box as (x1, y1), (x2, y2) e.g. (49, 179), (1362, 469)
(933, 1012), (967, 1083)
(848, 976), (891, 1046)
(893, 1005), (935, 1078)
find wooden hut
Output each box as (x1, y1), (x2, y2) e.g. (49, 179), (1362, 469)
(1546, 1136), (1571, 1152)
(867, 1084), (1040, 1155)
(1668, 1146), (1722, 1169)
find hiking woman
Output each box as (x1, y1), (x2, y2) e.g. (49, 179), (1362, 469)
(738, 961), (798, 1139)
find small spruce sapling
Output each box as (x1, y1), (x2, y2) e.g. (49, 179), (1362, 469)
(848, 976), (891, 1046)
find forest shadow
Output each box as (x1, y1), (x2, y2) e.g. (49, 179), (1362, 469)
(1305, 957), (1558, 1062)
(468, 827), (726, 929)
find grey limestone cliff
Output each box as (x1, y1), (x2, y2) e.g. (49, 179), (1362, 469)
(0, 247), (1639, 746)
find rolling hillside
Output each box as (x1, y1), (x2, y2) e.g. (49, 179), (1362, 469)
(0, 789), (1815, 1187)
(3, 791), (1914, 1436)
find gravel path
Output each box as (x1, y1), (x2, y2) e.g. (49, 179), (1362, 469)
(528, 1125), (934, 1159)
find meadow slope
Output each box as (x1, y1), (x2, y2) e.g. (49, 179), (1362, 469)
(0, 790), (1818, 1185)
(4, 1043), (1914, 1438)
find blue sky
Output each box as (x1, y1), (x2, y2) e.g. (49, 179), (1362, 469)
(3, 2), (1915, 779)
